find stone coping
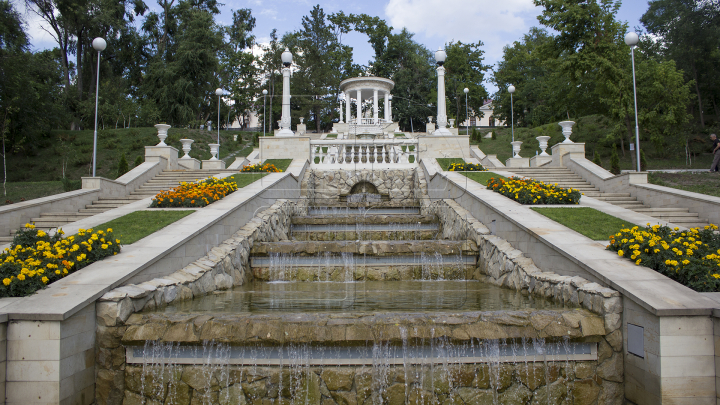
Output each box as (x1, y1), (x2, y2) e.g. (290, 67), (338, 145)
(291, 214), (437, 225)
(436, 170), (718, 316)
(0, 167), (305, 322)
(249, 240), (477, 256)
(0, 188), (98, 215)
(117, 308), (607, 345)
(634, 182), (720, 206)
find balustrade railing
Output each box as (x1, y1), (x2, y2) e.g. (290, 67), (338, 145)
(310, 139), (418, 167)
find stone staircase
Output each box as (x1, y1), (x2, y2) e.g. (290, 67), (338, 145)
(1, 170), (226, 244)
(508, 167), (708, 229)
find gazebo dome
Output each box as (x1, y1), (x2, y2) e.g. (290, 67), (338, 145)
(339, 76), (394, 100)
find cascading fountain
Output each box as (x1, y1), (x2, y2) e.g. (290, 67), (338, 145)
(97, 168), (623, 405)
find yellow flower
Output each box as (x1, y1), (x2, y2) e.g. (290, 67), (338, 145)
(17, 274), (25, 281)
(37, 230), (46, 237)
(618, 250), (624, 257)
(635, 259), (641, 265)
(2, 278), (10, 286)
(41, 277), (48, 284)
(101, 244), (108, 249)
(713, 274), (720, 279)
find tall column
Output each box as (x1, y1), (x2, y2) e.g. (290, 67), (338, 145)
(373, 89), (379, 124)
(388, 95), (393, 122)
(435, 66), (452, 135)
(277, 66), (294, 136)
(346, 91), (352, 124)
(339, 96), (344, 123)
(356, 89), (362, 124)
(384, 92), (389, 122)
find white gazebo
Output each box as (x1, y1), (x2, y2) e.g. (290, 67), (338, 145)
(337, 76), (396, 136)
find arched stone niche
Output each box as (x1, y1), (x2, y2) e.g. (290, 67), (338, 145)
(348, 181), (380, 196)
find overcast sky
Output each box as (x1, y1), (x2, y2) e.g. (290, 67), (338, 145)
(17, 0), (650, 93)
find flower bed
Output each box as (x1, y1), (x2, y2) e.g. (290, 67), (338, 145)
(448, 162), (486, 171)
(241, 162), (281, 172)
(486, 176), (581, 204)
(0, 224), (121, 297)
(150, 177), (238, 208)
(607, 223), (720, 292)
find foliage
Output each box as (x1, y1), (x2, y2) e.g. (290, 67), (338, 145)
(443, 41), (490, 124)
(241, 163), (281, 173)
(607, 223), (720, 292)
(640, 149), (648, 171)
(592, 152), (603, 168)
(0, 224), (121, 297)
(117, 153), (129, 177)
(150, 176), (238, 208)
(262, 159), (292, 172)
(532, 207), (628, 240)
(134, 155), (143, 167)
(95, 210), (194, 245)
(610, 145), (620, 174)
(486, 176), (581, 205)
(460, 172), (507, 186)
(448, 162), (486, 172)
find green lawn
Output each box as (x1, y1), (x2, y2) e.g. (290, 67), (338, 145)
(531, 207), (627, 240)
(263, 159), (292, 172)
(235, 145), (255, 157)
(648, 172), (720, 198)
(94, 210), (195, 245)
(460, 172), (508, 186)
(436, 158), (465, 170)
(1, 181), (66, 206)
(225, 173), (270, 188)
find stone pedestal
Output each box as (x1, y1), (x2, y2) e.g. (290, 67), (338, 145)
(505, 157), (530, 168)
(178, 158), (201, 170)
(260, 136), (311, 160)
(426, 123), (436, 134)
(550, 142), (585, 167)
(529, 155), (552, 167)
(145, 145), (179, 170)
(202, 159), (226, 170)
(296, 123), (306, 135)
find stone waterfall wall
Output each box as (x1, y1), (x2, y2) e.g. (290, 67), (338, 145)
(426, 198), (624, 402)
(301, 168), (428, 205)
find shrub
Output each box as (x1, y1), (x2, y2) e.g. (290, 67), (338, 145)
(640, 149), (648, 171)
(150, 177), (238, 208)
(607, 223), (720, 292)
(610, 145), (620, 175)
(117, 153), (129, 178)
(61, 177), (81, 192)
(241, 163), (281, 173)
(134, 155), (143, 167)
(592, 152), (603, 168)
(448, 162), (486, 171)
(491, 132), (497, 140)
(486, 176), (582, 205)
(1, 224), (121, 297)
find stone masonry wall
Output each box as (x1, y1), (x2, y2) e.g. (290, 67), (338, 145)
(302, 168), (427, 205)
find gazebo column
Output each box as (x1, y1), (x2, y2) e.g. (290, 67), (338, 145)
(384, 92), (390, 122)
(356, 89), (362, 124)
(373, 89), (379, 124)
(388, 95), (393, 122)
(345, 91), (351, 124)
(339, 96), (343, 123)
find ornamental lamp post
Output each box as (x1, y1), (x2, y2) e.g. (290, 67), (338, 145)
(625, 32), (641, 172)
(433, 47), (452, 135)
(508, 84), (516, 157)
(91, 37), (106, 177)
(215, 88), (223, 147)
(464, 87), (469, 137)
(277, 48), (294, 137)
(262, 89), (268, 138)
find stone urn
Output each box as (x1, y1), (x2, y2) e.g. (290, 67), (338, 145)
(154, 124), (171, 146)
(179, 139), (194, 159)
(511, 141), (523, 158)
(233, 134), (238, 141)
(449, 119), (455, 128)
(559, 121), (575, 143)
(208, 143), (219, 160)
(428, 116), (433, 123)
(536, 136), (551, 156)
(300, 117), (304, 124)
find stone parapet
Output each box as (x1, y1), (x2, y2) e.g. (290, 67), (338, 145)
(177, 158), (201, 170)
(201, 159), (225, 170)
(144, 145), (179, 170)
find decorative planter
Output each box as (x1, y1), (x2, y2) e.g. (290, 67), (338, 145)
(449, 119), (455, 128)
(233, 135), (238, 141)
(428, 116), (433, 123)
(208, 143), (220, 161)
(536, 136), (551, 156)
(511, 141), (523, 158)
(179, 139), (194, 159)
(559, 121), (575, 143)
(154, 124), (171, 146)
(299, 117), (304, 124)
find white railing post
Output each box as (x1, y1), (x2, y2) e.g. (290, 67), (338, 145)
(309, 139), (418, 168)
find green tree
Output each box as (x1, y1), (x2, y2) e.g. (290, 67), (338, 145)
(592, 152), (603, 168)
(443, 41), (489, 126)
(117, 153), (129, 177)
(610, 145), (620, 174)
(221, 9), (257, 129)
(134, 155), (143, 167)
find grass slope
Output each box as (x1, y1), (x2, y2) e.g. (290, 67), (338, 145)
(648, 172), (720, 198)
(1, 181), (65, 205)
(95, 210), (195, 245)
(531, 207), (627, 240)
(6, 127), (260, 183)
(472, 114), (715, 170)
(460, 172), (508, 186)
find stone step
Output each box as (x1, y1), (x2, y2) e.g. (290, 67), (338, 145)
(0, 236), (13, 244)
(292, 214), (437, 225)
(33, 214), (92, 222)
(594, 197), (638, 202)
(78, 208), (113, 214)
(250, 240), (478, 256)
(612, 203), (648, 209)
(633, 208), (690, 213)
(642, 212), (700, 218)
(86, 203), (124, 209)
(597, 193), (632, 198)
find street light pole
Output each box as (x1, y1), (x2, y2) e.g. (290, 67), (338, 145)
(508, 85), (515, 156)
(262, 89), (268, 138)
(91, 37), (106, 177)
(464, 88), (469, 137)
(625, 32), (641, 172)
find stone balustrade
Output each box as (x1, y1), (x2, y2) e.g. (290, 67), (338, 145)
(311, 139), (417, 168)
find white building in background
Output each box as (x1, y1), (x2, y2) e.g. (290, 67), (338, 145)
(230, 110), (259, 129)
(459, 100), (506, 128)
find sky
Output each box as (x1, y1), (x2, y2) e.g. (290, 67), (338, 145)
(16, 0), (650, 94)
